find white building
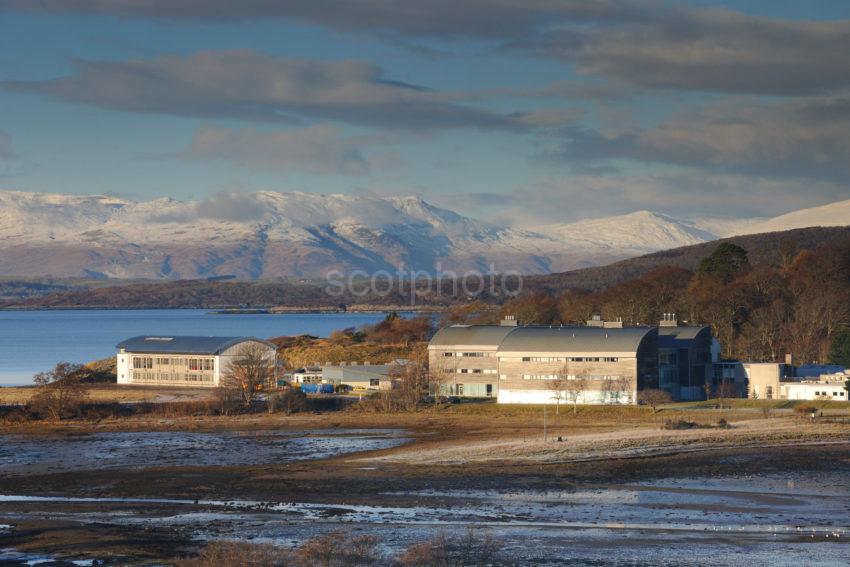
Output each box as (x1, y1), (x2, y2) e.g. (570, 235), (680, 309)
(285, 366), (324, 385)
(720, 361), (849, 401)
(428, 321), (663, 404)
(116, 336), (278, 388)
(783, 373), (849, 401)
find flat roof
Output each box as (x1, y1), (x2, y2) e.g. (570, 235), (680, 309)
(116, 336), (275, 355)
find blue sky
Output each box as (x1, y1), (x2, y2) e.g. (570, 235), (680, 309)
(1, 0), (849, 225)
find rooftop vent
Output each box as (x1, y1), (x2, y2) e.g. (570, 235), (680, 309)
(659, 313), (678, 327)
(500, 315), (518, 327)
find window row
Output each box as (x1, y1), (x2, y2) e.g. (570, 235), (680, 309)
(520, 374), (624, 381)
(442, 352), (494, 357)
(456, 368), (497, 374)
(520, 356), (619, 363)
(132, 356), (213, 371)
(130, 372), (213, 383)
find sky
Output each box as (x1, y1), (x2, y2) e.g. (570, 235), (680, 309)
(1, 0), (849, 226)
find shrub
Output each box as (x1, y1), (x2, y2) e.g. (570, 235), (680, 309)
(794, 404), (819, 415)
(29, 362), (90, 420)
(176, 541), (287, 567)
(293, 531), (381, 566)
(396, 528), (502, 567)
(662, 419), (700, 430)
(268, 389), (308, 414)
(179, 528), (503, 567)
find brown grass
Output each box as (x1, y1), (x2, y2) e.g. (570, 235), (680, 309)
(0, 384), (215, 405)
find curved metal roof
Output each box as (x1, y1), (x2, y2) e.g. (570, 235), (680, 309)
(494, 326), (657, 354)
(116, 336), (276, 355)
(658, 326), (711, 346)
(429, 325), (519, 348)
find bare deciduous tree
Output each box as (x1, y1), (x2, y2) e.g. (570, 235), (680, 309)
(31, 362), (89, 420)
(637, 389), (672, 413)
(427, 347), (455, 403)
(602, 376), (630, 405)
(219, 343), (276, 410)
(558, 366), (587, 414)
(715, 378), (739, 409)
(547, 376), (570, 414)
(391, 344), (430, 411)
(739, 300), (788, 362)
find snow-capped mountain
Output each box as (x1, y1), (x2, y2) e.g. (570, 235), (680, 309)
(0, 190), (531, 278)
(0, 189), (845, 279)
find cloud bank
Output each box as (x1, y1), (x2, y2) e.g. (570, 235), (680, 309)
(1, 50), (521, 130)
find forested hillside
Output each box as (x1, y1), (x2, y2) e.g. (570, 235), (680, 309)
(524, 226), (850, 293)
(484, 238), (850, 365)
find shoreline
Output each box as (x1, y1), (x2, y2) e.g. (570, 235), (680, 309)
(0, 305), (451, 313)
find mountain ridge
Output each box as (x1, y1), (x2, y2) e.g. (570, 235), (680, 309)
(0, 189), (720, 278)
(0, 189), (847, 279)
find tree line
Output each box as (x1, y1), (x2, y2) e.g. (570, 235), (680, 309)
(447, 238), (850, 365)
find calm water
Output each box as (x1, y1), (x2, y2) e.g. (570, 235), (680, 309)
(0, 310), (392, 386)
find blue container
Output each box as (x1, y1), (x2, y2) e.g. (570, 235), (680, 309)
(299, 383), (334, 394)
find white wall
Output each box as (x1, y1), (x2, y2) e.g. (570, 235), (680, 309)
(498, 389), (633, 405)
(784, 382), (848, 401)
(116, 352), (130, 384)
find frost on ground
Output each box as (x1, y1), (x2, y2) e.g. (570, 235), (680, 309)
(361, 419), (850, 465)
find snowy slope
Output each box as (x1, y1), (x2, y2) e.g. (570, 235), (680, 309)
(729, 199), (850, 236)
(536, 211), (716, 255)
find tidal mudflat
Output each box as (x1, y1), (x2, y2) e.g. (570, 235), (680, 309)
(0, 428), (411, 473)
(1, 470), (848, 565)
(1, 415), (849, 565)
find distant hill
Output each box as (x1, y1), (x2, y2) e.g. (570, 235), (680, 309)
(729, 198), (850, 236)
(524, 226), (850, 294)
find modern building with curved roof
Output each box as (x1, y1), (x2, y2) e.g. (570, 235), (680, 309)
(428, 315), (711, 404)
(116, 336), (277, 387)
